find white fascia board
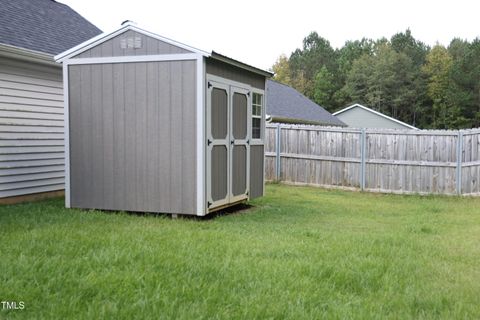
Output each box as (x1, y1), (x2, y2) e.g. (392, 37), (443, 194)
(55, 22), (210, 63)
(63, 53), (199, 65)
(332, 104), (358, 116)
(334, 103), (418, 130)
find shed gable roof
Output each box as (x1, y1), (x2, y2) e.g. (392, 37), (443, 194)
(266, 80), (346, 126)
(333, 103), (417, 129)
(55, 22), (273, 78)
(55, 22), (209, 62)
(72, 29), (191, 59)
(0, 0), (102, 55)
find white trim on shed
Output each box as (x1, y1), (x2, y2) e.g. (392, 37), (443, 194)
(62, 62), (70, 207)
(64, 53), (200, 66)
(196, 55), (206, 216)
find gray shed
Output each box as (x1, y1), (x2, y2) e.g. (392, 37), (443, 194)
(55, 22), (271, 216)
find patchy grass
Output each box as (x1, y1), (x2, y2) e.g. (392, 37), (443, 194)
(1, 184), (480, 319)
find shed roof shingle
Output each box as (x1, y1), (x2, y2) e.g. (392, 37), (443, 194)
(266, 80), (346, 126)
(0, 0), (102, 55)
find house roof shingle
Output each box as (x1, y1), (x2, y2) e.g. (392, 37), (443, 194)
(266, 80), (346, 126)
(0, 0), (102, 55)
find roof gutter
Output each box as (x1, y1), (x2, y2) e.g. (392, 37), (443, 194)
(0, 43), (59, 67)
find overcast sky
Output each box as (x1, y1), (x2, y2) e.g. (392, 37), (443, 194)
(61, 0), (480, 70)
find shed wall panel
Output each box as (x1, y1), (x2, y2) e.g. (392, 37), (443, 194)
(0, 56), (65, 198)
(156, 62), (172, 212)
(206, 59), (265, 90)
(249, 145), (264, 199)
(112, 63), (126, 208)
(74, 30), (191, 58)
(68, 60), (197, 214)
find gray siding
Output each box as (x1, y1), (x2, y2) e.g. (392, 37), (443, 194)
(0, 56), (65, 198)
(206, 59), (265, 90)
(250, 145), (264, 199)
(336, 107), (412, 129)
(68, 60), (197, 214)
(74, 30), (191, 58)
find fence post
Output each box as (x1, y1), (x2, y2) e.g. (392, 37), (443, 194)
(456, 130), (464, 195)
(275, 123), (281, 181)
(360, 129), (366, 191)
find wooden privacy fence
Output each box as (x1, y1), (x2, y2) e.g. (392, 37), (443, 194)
(265, 124), (480, 195)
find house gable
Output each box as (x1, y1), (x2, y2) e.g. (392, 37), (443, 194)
(333, 104), (417, 129)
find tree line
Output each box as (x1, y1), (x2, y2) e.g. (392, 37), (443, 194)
(272, 30), (480, 129)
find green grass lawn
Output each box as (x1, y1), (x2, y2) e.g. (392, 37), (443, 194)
(1, 184), (480, 319)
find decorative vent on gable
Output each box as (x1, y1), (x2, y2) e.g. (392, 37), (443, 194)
(120, 37), (142, 49)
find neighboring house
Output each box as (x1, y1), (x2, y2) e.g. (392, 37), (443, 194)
(266, 80), (346, 127)
(0, 0), (101, 202)
(333, 103), (417, 130)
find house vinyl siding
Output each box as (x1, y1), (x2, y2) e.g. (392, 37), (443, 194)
(0, 56), (65, 198)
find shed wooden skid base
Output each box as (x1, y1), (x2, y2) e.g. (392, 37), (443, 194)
(207, 199), (247, 214)
(0, 190), (64, 205)
(56, 23), (269, 216)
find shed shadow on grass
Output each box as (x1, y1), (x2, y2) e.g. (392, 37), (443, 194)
(81, 203), (255, 221)
(199, 203), (254, 220)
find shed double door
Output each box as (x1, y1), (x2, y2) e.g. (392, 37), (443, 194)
(207, 78), (251, 210)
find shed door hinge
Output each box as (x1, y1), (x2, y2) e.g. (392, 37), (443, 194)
(207, 201), (212, 208)
(247, 91), (250, 97)
(207, 139), (212, 146)
(208, 81), (212, 89)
